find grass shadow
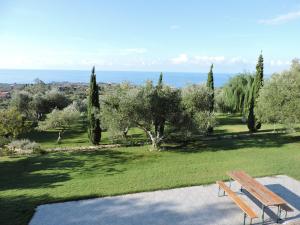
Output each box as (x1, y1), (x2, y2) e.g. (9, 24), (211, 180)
(164, 132), (300, 153)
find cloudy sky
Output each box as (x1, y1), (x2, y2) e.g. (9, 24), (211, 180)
(0, 0), (300, 73)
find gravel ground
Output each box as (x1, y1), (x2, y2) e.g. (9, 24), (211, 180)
(29, 175), (300, 225)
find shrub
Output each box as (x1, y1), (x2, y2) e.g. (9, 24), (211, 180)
(0, 136), (9, 148)
(7, 139), (44, 154)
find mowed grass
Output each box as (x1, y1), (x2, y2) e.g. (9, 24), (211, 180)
(1, 115), (300, 225)
(25, 123), (147, 149)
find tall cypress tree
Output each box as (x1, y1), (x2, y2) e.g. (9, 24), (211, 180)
(158, 72), (163, 87)
(254, 52), (264, 130)
(207, 64), (214, 112)
(88, 66), (101, 144)
(247, 52), (264, 132)
(206, 64), (214, 133)
(247, 92), (256, 132)
(154, 73), (165, 136)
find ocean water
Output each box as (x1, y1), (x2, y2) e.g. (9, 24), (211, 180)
(0, 69), (234, 87)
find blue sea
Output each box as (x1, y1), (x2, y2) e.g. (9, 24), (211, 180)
(0, 69), (234, 87)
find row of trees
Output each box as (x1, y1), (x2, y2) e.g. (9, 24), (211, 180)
(1, 54), (299, 150)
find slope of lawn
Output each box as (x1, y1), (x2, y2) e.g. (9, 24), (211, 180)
(1, 115), (300, 225)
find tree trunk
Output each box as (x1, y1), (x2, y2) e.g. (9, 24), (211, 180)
(57, 131), (62, 144)
(147, 130), (163, 151)
(123, 127), (129, 138)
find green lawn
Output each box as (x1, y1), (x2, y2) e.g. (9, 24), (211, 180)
(1, 115), (300, 225)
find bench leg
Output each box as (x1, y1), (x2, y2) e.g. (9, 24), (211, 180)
(217, 186), (226, 197)
(229, 178), (232, 188)
(285, 210), (287, 219)
(276, 205), (281, 223)
(261, 204), (265, 224)
(243, 213), (246, 225)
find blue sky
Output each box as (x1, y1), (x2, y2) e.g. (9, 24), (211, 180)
(1, 0), (300, 73)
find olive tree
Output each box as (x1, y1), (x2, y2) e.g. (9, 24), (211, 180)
(102, 80), (181, 150)
(181, 84), (216, 135)
(256, 59), (300, 131)
(133, 81), (181, 150)
(0, 107), (29, 138)
(38, 104), (81, 143)
(101, 83), (134, 140)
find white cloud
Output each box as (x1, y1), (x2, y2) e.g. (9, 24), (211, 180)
(170, 25), (180, 30)
(259, 10), (300, 25)
(269, 59), (291, 67)
(170, 54), (189, 64)
(192, 56), (225, 65)
(227, 57), (250, 64)
(119, 48), (148, 55)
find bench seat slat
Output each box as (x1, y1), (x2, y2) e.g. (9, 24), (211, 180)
(217, 181), (258, 219)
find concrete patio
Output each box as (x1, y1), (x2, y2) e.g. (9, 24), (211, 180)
(29, 175), (300, 225)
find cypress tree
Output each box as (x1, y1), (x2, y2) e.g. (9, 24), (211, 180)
(247, 93), (256, 132)
(158, 72), (163, 87)
(247, 52), (264, 132)
(87, 66), (101, 144)
(154, 73), (165, 136)
(254, 52), (264, 130)
(206, 64), (214, 133)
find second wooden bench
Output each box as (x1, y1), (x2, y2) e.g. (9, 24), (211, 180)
(216, 181), (258, 225)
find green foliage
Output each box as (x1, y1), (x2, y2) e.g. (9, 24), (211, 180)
(135, 80), (182, 150)
(247, 96), (256, 132)
(101, 83), (135, 141)
(7, 139), (43, 154)
(0, 136), (9, 148)
(45, 88), (71, 110)
(181, 84), (216, 134)
(87, 67), (101, 145)
(102, 77), (182, 150)
(10, 87), (70, 122)
(206, 64), (215, 133)
(206, 64), (214, 112)
(0, 107), (29, 138)
(10, 91), (33, 119)
(256, 59), (300, 130)
(218, 73), (254, 116)
(248, 53), (264, 132)
(38, 105), (81, 143)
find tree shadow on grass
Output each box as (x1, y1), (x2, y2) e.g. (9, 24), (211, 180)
(0, 149), (142, 191)
(0, 194), (54, 225)
(164, 132), (300, 153)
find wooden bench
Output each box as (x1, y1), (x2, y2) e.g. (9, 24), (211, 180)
(217, 181), (258, 225)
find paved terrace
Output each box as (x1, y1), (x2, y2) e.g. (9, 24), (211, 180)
(29, 175), (300, 225)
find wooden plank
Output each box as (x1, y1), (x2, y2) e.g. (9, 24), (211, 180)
(227, 171), (287, 206)
(217, 181), (258, 219)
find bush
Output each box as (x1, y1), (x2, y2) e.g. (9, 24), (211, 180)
(7, 139), (45, 154)
(0, 136), (9, 148)
(0, 136), (10, 156)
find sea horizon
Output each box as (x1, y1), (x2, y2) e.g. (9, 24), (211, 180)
(0, 69), (241, 87)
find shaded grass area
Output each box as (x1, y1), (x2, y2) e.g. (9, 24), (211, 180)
(1, 114), (300, 225)
(25, 125), (147, 149)
(1, 132), (300, 225)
